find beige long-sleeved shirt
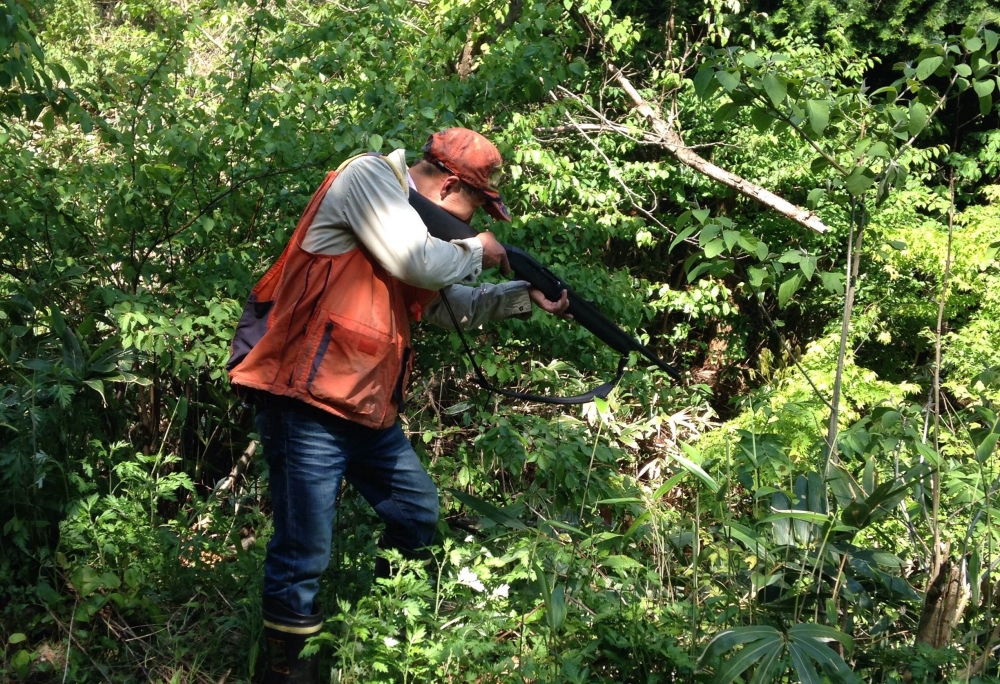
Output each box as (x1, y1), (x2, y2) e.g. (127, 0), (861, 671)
(302, 149), (532, 330)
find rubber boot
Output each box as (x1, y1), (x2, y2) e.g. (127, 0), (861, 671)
(261, 597), (323, 684)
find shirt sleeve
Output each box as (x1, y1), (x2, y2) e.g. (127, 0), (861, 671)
(422, 281), (533, 330)
(324, 155), (484, 290)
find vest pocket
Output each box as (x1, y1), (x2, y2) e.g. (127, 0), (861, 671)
(306, 314), (393, 417)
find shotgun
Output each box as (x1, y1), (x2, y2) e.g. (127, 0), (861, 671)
(409, 191), (681, 384)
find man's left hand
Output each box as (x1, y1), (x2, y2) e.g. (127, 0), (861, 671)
(529, 288), (572, 318)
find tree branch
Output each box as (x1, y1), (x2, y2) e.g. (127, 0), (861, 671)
(610, 66), (830, 234)
(456, 0), (523, 79)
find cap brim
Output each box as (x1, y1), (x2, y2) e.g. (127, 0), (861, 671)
(482, 191), (511, 222)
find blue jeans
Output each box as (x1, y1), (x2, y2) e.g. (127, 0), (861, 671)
(255, 404), (439, 616)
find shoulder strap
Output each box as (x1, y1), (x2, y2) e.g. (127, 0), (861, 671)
(336, 152), (409, 193)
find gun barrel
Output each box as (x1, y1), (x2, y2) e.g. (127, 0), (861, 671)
(409, 191), (681, 382)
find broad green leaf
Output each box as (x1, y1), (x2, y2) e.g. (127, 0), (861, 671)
(810, 156), (830, 174)
(908, 102), (928, 136)
(789, 631), (855, 678)
(764, 509), (832, 524)
(548, 585), (566, 631)
(8, 633), (26, 644)
(742, 52), (763, 68)
(723, 229), (740, 252)
(974, 78), (996, 98)
(447, 489), (527, 530)
(623, 510), (651, 540)
(692, 208), (711, 224)
(955, 63), (972, 77)
(722, 523), (774, 562)
(841, 501), (871, 528)
(750, 107), (772, 132)
(737, 233), (759, 253)
(787, 642), (824, 684)
(916, 56), (943, 80)
(673, 443), (720, 492)
(83, 379), (106, 404)
(748, 266), (767, 288)
(704, 238), (726, 258)
(670, 224), (698, 252)
(865, 481), (913, 524)
(800, 256), (817, 281)
(750, 643), (786, 684)
(985, 29), (998, 53)
(693, 66), (715, 98)
(533, 561), (551, 614)
(777, 273), (803, 308)
(714, 102), (741, 125)
(964, 36), (983, 52)
(805, 99), (829, 136)
(763, 73), (787, 107)
(980, 92), (993, 116)
(70, 566), (103, 597)
(368, 133), (383, 151)
(543, 519), (586, 536)
(974, 79), (996, 116)
(716, 638), (785, 684)
(789, 623), (854, 652)
(867, 141), (890, 158)
(701, 626), (782, 662)
(977, 433), (998, 462)
(716, 70), (740, 92)
(652, 471), (688, 500)
(881, 410), (902, 428)
(820, 271), (845, 294)
(845, 167), (875, 196)
(600, 554), (642, 573)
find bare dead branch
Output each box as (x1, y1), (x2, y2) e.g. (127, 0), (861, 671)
(214, 440), (257, 496)
(610, 66), (830, 234)
(546, 91), (684, 242)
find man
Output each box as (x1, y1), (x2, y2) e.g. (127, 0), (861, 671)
(227, 128), (568, 683)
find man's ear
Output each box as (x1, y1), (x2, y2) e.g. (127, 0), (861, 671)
(439, 175), (462, 200)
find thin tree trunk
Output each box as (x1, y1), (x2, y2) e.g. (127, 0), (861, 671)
(930, 171), (956, 579)
(824, 200), (865, 468)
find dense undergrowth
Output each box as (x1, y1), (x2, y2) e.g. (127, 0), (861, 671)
(3, 0), (1000, 681)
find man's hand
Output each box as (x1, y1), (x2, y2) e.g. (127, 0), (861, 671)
(529, 288), (572, 318)
(478, 232), (511, 275)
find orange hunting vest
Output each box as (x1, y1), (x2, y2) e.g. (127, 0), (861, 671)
(227, 157), (437, 429)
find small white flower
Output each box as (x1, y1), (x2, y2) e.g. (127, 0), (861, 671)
(383, 636), (399, 648)
(464, 535), (475, 543)
(456, 566), (485, 592)
(491, 583), (509, 600)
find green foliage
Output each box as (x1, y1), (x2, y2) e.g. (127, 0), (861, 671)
(3, 0), (1000, 681)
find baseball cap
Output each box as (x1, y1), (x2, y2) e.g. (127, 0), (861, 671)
(422, 128), (511, 222)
